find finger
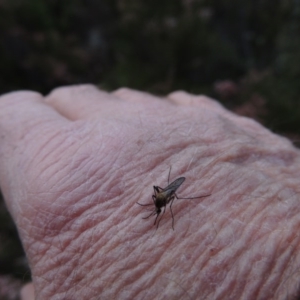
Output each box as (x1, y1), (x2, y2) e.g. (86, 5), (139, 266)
(167, 91), (277, 139)
(20, 283), (35, 300)
(45, 84), (121, 120)
(167, 90), (224, 111)
(0, 91), (69, 142)
(0, 91), (69, 149)
(0, 91), (68, 214)
(112, 87), (165, 104)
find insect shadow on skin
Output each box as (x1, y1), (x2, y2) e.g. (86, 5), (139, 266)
(137, 167), (211, 230)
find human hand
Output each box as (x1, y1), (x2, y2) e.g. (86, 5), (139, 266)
(0, 86), (300, 299)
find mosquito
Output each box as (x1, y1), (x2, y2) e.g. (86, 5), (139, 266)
(137, 167), (211, 230)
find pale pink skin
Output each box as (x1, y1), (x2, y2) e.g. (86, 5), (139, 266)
(0, 86), (300, 300)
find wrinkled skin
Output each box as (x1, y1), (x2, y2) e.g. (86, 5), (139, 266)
(0, 86), (300, 300)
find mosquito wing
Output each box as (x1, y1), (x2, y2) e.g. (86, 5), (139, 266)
(163, 177), (185, 193)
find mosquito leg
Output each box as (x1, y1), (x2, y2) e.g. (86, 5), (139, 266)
(168, 166), (172, 185)
(152, 195), (157, 205)
(143, 210), (157, 219)
(154, 213), (160, 227)
(137, 202), (153, 206)
(156, 215), (162, 229)
(175, 193), (211, 200)
(169, 196), (175, 230)
(155, 208), (164, 227)
(156, 205), (167, 228)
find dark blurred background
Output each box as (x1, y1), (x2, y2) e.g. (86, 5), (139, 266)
(0, 0), (299, 298)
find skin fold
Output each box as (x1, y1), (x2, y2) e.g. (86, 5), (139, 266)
(0, 85), (299, 299)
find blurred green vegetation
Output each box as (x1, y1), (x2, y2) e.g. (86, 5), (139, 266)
(0, 0), (299, 136)
(0, 0), (299, 292)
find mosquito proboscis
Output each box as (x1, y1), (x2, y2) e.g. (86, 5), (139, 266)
(137, 167), (211, 230)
